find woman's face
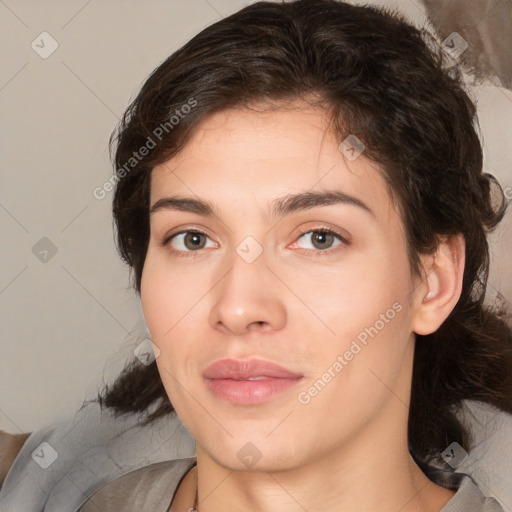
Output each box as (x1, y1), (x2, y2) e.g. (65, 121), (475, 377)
(141, 103), (424, 472)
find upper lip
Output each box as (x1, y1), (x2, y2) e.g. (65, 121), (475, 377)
(203, 358), (303, 380)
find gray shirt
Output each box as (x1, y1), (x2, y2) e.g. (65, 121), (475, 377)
(77, 458), (504, 512)
(0, 401), (505, 511)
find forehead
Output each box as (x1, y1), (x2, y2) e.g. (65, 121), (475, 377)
(150, 103), (397, 223)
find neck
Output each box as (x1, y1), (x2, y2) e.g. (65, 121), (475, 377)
(191, 411), (455, 512)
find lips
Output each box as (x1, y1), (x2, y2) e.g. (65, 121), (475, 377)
(203, 358), (302, 380)
(203, 358), (303, 405)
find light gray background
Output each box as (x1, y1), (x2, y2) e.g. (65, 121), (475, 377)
(1, 0), (511, 455)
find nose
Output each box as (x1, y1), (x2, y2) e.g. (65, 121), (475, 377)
(208, 247), (287, 336)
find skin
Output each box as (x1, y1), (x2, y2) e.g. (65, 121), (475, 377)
(140, 101), (465, 512)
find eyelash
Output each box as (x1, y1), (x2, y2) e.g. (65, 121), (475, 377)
(162, 227), (349, 259)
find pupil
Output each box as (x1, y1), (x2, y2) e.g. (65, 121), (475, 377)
(314, 232), (333, 249)
(185, 232), (205, 250)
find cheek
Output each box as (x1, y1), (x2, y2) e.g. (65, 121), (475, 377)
(140, 250), (205, 340)
(295, 298), (413, 440)
(140, 273), (190, 411)
(140, 251), (208, 391)
(293, 247), (410, 341)
(295, 246), (414, 391)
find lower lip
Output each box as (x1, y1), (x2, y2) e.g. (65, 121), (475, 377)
(205, 377), (303, 405)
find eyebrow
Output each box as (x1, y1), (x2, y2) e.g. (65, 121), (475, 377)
(149, 190), (375, 219)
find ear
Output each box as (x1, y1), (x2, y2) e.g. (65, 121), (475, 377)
(411, 234), (466, 335)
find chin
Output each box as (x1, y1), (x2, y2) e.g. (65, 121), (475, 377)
(198, 431), (306, 473)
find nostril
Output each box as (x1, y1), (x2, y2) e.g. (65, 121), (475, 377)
(250, 321), (268, 330)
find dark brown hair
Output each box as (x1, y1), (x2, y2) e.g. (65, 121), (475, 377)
(93, 0), (512, 488)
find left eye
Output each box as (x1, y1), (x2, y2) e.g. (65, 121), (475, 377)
(168, 231), (216, 252)
(295, 229), (344, 251)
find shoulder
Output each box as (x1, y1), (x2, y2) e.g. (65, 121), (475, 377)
(440, 475), (505, 512)
(78, 457), (196, 512)
(0, 403), (196, 512)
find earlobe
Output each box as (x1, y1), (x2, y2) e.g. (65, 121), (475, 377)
(412, 234), (466, 335)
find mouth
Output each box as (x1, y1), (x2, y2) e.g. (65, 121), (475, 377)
(202, 358), (304, 405)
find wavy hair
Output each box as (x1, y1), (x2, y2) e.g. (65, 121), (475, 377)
(93, 0), (512, 488)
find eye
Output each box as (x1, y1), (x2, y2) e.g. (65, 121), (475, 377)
(165, 230), (216, 254)
(162, 227), (348, 257)
(293, 228), (347, 252)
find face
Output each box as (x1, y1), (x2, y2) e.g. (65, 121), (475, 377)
(141, 102), (422, 473)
